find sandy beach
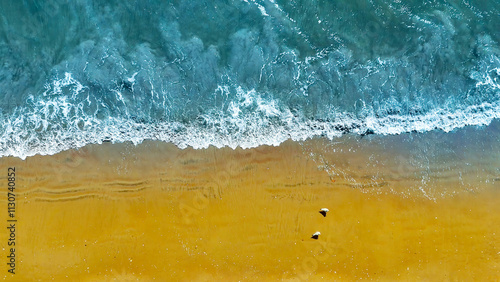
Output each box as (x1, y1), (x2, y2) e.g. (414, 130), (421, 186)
(1, 127), (500, 281)
(2, 1), (500, 281)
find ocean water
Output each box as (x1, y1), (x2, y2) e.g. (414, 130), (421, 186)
(0, 0), (499, 159)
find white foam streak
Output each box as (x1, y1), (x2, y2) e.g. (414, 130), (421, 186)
(43, 72), (85, 97)
(2, 97), (499, 160)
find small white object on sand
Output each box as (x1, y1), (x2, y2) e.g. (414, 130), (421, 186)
(319, 208), (329, 217)
(311, 231), (321, 239)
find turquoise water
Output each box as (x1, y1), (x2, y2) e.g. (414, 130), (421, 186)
(0, 0), (499, 158)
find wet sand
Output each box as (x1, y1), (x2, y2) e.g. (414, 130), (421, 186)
(1, 127), (499, 280)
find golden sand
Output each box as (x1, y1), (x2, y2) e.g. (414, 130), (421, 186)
(1, 138), (499, 281)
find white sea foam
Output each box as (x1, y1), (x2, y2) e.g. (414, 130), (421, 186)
(43, 72), (85, 97)
(1, 83), (499, 160)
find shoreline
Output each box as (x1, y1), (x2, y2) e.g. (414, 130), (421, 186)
(1, 124), (499, 280)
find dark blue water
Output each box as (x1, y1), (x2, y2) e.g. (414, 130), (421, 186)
(1, 0), (499, 158)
